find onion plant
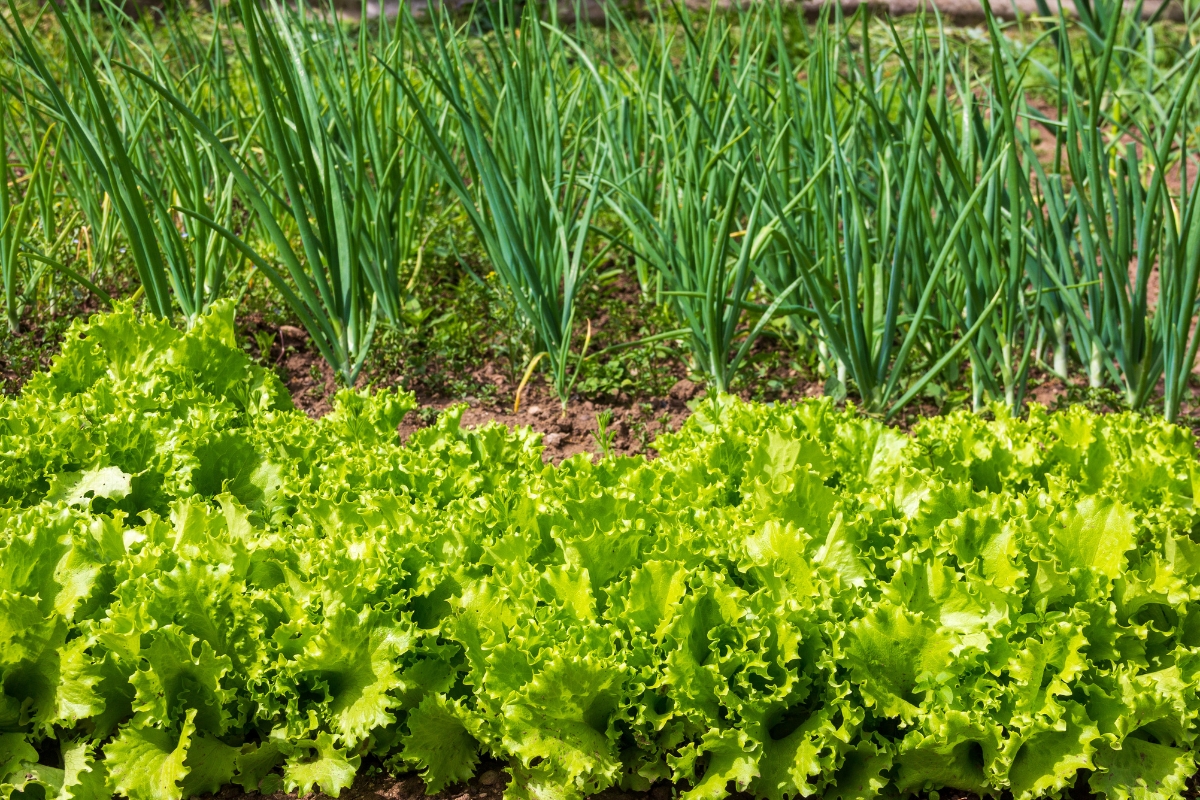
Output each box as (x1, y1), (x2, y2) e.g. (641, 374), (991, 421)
(399, 1), (608, 407)
(591, 4), (664, 295)
(5, 0), (250, 322)
(745, 8), (1012, 416)
(131, 0), (405, 384)
(139, 7), (250, 321)
(300, 6), (437, 328)
(5, 0), (176, 319)
(3, 88), (59, 257)
(944, 8), (1043, 412)
(17, 58), (119, 281)
(604, 4), (799, 394)
(0, 103), (57, 331)
(1023, 3), (1200, 418)
(86, 0), (246, 324)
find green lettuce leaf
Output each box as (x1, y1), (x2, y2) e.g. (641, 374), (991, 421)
(104, 713), (195, 800)
(283, 733), (359, 798)
(1089, 737), (1194, 800)
(398, 694), (479, 793)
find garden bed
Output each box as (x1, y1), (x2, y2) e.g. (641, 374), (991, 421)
(4, 1), (1200, 798)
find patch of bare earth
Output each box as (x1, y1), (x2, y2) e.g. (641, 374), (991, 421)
(397, 380), (701, 461)
(253, 317), (838, 461)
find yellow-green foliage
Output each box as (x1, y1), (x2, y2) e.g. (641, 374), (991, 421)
(4, 306), (1200, 799)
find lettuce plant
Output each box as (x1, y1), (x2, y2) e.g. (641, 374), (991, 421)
(2, 305), (1200, 800)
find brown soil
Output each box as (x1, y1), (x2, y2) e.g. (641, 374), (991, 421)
(236, 312), (700, 461)
(399, 376), (730, 461)
(303, 346), (827, 462)
(276, 323), (343, 419)
(237, 292), (830, 462)
(13, 293), (1200, 461)
(1, 320), (65, 394)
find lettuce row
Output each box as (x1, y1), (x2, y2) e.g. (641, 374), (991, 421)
(2, 303), (1199, 800)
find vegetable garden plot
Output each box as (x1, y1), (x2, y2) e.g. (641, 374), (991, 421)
(3, 303), (1200, 800)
